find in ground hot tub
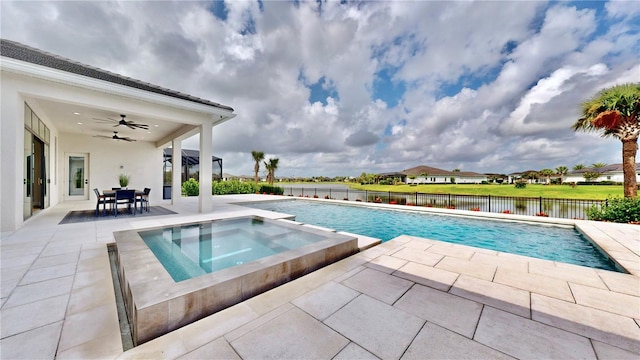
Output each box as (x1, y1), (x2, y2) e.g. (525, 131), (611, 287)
(113, 216), (358, 345)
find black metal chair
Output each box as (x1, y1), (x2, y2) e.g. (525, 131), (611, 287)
(114, 189), (136, 217)
(94, 188), (113, 216)
(139, 188), (151, 212)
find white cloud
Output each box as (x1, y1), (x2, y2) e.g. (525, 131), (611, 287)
(1, 0), (637, 177)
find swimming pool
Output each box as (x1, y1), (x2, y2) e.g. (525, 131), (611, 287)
(245, 200), (620, 272)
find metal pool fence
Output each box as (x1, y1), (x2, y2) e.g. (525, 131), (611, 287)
(281, 187), (604, 220)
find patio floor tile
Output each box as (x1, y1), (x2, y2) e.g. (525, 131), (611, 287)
(474, 306), (596, 359)
(3, 275), (73, 308)
(30, 251), (79, 269)
(528, 261), (607, 289)
(591, 340), (640, 359)
(0, 321), (63, 360)
(531, 293), (640, 354)
(427, 243), (475, 260)
(19, 262), (77, 285)
(333, 342), (379, 360)
(569, 282), (640, 318)
(224, 304), (294, 343)
(56, 328), (123, 360)
(395, 284), (482, 338)
(596, 270), (640, 297)
(393, 261), (459, 291)
(391, 247), (443, 266)
(493, 267), (574, 302)
(66, 280), (115, 315)
(341, 268), (413, 304)
(470, 252), (529, 273)
(435, 256), (496, 281)
(292, 281), (360, 320)
(366, 255), (408, 274)
(177, 337), (240, 360)
(324, 294), (424, 360)
(402, 322), (514, 360)
(57, 302), (120, 353)
(449, 275), (530, 318)
(0, 294), (68, 338)
(231, 307), (348, 359)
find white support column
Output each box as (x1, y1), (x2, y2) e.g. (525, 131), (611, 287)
(171, 140), (182, 204)
(0, 89), (23, 231)
(198, 122), (213, 213)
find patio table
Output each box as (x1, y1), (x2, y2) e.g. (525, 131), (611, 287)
(102, 189), (146, 214)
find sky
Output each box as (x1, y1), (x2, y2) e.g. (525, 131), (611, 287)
(1, 1), (639, 178)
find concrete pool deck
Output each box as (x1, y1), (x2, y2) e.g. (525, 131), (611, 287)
(1, 194), (638, 359)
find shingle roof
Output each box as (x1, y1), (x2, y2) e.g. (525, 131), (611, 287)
(568, 163), (639, 174)
(400, 165), (485, 177)
(1, 38), (234, 112)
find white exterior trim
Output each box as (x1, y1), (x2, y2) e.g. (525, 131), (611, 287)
(2, 58), (234, 120)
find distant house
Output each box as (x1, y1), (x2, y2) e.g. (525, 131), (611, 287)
(382, 165), (488, 184)
(564, 163), (640, 183)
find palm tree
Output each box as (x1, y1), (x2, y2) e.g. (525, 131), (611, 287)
(539, 169), (554, 184)
(573, 83), (639, 198)
(555, 166), (568, 184)
(251, 151), (264, 184)
(263, 158), (279, 185)
(573, 164), (585, 170)
(592, 162), (607, 168)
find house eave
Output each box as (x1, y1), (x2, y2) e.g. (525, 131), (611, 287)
(1, 57), (235, 120)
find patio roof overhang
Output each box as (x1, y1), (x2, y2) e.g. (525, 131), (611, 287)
(1, 39), (236, 231)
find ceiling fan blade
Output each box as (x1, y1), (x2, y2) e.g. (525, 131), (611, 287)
(131, 123), (149, 130)
(93, 117), (116, 123)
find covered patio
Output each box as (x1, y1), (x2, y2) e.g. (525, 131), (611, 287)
(0, 38), (236, 233)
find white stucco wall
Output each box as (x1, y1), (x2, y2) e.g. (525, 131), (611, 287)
(58, 133), (164, 205)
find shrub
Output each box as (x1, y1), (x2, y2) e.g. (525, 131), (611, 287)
(182, 178), (199, 196)
(212, 180), (258, 195)
(586, 197), (640, 224)
(514, 181), (527, 189)
(471, 207), (480, 211)
(258, 185), (284, 195)
(502, 210), (512, 214)
(535, 211), (549, 217)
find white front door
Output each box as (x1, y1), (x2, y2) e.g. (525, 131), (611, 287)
(66, 153), (89, 200)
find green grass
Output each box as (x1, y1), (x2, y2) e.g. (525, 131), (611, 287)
(348, 183), (623, 200)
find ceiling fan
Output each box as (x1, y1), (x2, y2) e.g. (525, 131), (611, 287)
(93, 114), (149, 130)
(93, 131), (136, 142)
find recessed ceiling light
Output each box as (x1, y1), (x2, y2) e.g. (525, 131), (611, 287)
(77, 122), (83, 125)
(154, 124), (159, 127)
(73, 112), (80, 115)
(147, 131), (151, 134)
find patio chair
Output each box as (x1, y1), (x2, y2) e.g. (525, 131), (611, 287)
(139, 188), (151, 212)
(94, 188), (114, 216)
(114, 189), (136, 217)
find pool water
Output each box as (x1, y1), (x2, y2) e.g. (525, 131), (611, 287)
(139, 217), (328, 281)
(246, 200), (620, 272)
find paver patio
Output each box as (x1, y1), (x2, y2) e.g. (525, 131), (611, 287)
(1, 195), (639, 359)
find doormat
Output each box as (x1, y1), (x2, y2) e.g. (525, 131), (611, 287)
(59, 206), (177, 225)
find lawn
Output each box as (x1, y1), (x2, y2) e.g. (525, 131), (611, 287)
(348, 183), (623, 200)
